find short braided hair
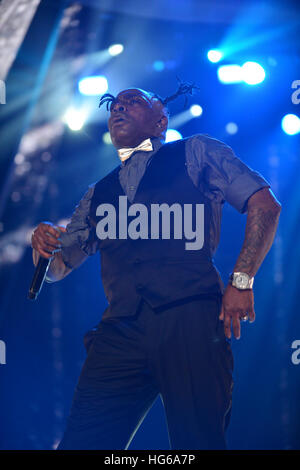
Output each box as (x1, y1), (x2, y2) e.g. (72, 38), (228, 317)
(99, 77), (200, 113)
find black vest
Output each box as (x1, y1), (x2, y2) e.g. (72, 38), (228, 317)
(89, 138), (223, 318)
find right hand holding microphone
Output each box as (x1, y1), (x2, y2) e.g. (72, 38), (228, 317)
(31, 222), (66, 260)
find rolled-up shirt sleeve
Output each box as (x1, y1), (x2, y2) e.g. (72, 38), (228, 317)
(189, 135), (270, 213)
(59, 183), (98, 270)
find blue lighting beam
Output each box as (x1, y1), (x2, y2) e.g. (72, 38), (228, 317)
(78, 75), (108, 96)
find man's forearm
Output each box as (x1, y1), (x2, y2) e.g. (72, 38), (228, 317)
(233, 188), (281, 278)
(32, 249), (71, 282)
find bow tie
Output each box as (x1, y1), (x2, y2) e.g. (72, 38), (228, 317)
(117, 138), (153, 162)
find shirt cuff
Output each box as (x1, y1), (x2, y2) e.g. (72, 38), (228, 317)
(60, 242), (89, 270)
(225, 178), (270, 213)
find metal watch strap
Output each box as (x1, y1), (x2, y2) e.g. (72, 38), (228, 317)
(229, 272), (254, 289)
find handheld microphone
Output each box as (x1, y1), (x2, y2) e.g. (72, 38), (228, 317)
(28, 256), (51, 300)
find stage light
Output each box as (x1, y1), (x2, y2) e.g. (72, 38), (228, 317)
(108, 44), (124, 56)
(63, 108), (86, 131)
(14, 153), (25, 164)
(242, 61), (265, 85)
(217, 62), (265, 86)
(226, 122), (238, 135)
(165, 129), (183, 142)
(207, 49), (223, 63)
(153, 60), (165, 72)
(217, 65), (243, 84)
(190, 105), (203, 117)
(281, 114), (300, 135)
(103, 131), (112, 145)
(78, 75), (108, 96)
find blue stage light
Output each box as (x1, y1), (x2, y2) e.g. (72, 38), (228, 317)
(78, 76), (108, 96)
(242, 61), (265, 85)
(108, 44), (124, 56)
(207, 49), (223, 63)
(153, 60), (165, 72)
(217, 62), (265, 85)
(190, 104), (203, 117)
(217, 64), (242, 84)
(225, 122), (238, 135)
(165, 129), (183, 142)
(64, 108), (87, 131)
(281, 114), (300, 135)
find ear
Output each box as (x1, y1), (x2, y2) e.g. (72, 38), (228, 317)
(155, 115), (168, 133)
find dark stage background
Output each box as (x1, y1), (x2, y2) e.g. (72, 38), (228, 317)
(0, 0), (300, 450)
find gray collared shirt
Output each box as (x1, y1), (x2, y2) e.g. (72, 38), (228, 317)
(59, 134), (270, 270)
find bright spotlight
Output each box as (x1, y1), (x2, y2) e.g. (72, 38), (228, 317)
(207, 49), (223, 63)
(165, 129), (183, 143)
(64, 108), (86, 131)
(190, 104), (203, 117)
(217, 65), (243, 84)
(281, 114), (300, 135)
(226, 122), (238, 135)
(242, 61), (265, 85)
(108, 44), (124, 56)
(78, 76), (108, 96)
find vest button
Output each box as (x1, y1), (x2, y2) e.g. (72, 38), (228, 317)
(134, 258), (142, 264)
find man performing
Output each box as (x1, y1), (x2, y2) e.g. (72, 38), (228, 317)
(31, 82), (281, 450)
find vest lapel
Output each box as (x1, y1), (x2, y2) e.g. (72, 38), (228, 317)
(132, 139), (186, 202)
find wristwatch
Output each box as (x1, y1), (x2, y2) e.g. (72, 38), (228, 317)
(229, 272), (254, 290)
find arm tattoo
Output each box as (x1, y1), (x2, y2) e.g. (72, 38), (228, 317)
(233, 205), (281, 277)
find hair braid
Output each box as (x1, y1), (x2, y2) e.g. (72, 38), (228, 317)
(98, 93), (116, 111)
(161, 77), (200, 108)
(98, 78), (200, 113)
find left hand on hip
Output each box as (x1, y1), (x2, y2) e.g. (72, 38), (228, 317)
(219, 284), (255, 339)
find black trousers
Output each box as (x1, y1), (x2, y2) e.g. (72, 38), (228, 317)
(58, 294), (234, 450)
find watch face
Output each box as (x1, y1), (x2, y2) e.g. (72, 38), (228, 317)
(236, 274), (249, 289)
